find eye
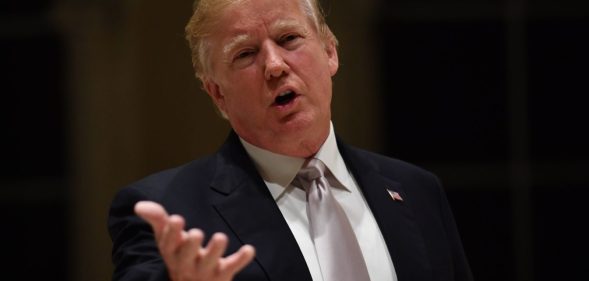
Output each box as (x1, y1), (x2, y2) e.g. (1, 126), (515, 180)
(231, 48), (257, 68)
(279, 33), (302, 47)
(283, 34), (299, 42)
(234, 49), (255, 60)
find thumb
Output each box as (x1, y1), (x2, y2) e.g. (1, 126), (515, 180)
(134, 201), (169, 238)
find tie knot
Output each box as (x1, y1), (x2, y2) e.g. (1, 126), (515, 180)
(297, 158), (326, 182)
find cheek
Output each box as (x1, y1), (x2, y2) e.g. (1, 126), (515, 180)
(299, 49), (333, 81)
(222, 82), (263, 117)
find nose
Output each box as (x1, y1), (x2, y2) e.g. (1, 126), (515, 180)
(263, 42), (289, 80)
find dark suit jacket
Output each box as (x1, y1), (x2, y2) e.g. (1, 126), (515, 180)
(108, 131), (473, 281)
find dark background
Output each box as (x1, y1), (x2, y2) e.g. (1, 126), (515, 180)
(2, 0), (587, 280)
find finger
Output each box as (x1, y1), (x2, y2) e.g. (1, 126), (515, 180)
(134, 201), (169, 238)
(177, 228), (204, 269)
(159, 214), (186, 258)
(219, 245), (256, 276)
(199, 232), (228, 271)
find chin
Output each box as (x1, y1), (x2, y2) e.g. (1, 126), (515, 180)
(283, 110), (325, 130)
(274, 122), (315, 140)
(255, 125), (325, 157)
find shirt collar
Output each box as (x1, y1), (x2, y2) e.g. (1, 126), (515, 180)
(240, 122), (352, 200)
(240, 136), (305, 200)
(313, 123), (353, 192)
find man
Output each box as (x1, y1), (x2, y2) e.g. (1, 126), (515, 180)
(108, 0), (473, 280)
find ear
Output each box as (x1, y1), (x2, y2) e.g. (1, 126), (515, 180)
(325, 39), (339, 76)
(203, 78), (229, 119)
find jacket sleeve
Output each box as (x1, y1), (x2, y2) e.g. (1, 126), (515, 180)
(108, 186), (170, 281)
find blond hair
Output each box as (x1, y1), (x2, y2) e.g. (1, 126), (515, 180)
(185, 0), (338, 80)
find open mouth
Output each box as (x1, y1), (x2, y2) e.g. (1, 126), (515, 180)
(274, 90), (297, 106)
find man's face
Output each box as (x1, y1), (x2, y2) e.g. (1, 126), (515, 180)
(203, 0), (339, 157)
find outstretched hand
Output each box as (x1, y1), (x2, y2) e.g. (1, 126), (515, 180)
(134, 201), (256, 281)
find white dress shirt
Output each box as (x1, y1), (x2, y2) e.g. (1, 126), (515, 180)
(240, 122), (397, 281)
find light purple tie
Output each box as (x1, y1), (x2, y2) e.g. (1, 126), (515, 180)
(297, 158), (371, 281)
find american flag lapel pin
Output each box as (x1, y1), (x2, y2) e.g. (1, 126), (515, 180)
(387, 189), (404, 202)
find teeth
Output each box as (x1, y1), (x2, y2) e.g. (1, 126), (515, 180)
(279, 90), (293, 97)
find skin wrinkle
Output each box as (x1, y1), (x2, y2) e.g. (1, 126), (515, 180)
(222, 34), (250, 63)
(202, 0), (338, 157)
(221, 19), (311, 67)
(186, 0), (336, 80)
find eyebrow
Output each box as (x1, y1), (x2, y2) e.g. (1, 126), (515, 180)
(221, 19), (307, 58)
(223, 34), (252, 58)
(272, 19), (305, 34)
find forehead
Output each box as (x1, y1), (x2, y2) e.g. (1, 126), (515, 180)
(211, 0), (309, 34)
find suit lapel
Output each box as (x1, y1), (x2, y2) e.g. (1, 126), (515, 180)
(339, 142), (433, 280)
(210, 133), (312, 281)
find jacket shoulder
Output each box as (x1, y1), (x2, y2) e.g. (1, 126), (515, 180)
(116, 154), (216, 202)
(341, 144), (439, 184)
